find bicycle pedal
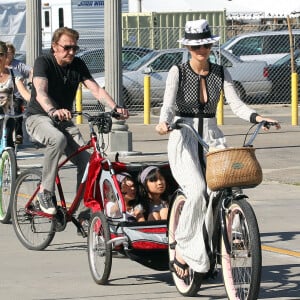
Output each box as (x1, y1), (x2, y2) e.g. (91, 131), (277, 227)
(77, 227), (88, 238)
(54, 207), (67, 232)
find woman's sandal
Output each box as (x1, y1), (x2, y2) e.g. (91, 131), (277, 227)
(169, 256), (190, 285)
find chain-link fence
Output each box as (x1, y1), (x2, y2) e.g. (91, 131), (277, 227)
(78, 22), (300, 112)
(2, 22), (300, 112)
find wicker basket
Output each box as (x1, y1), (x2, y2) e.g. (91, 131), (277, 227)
(206, 147), (262, 191)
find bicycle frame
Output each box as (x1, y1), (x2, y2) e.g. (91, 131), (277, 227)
(22, 113), (126, 223)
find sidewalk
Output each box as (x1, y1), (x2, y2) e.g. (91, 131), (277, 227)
(101, 104), (300, 185)
(18, 104), (300, 185)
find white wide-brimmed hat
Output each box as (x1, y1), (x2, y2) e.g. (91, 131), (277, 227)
(178, 19), (220, 46)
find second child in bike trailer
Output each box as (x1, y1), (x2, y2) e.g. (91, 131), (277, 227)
(138, 166), (169, 221)
(25, 27), (128, 221)
(0, 41), (30, 147)
(155, 19), (281, 281)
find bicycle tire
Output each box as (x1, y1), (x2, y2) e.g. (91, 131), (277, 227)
(221, 198), (262, 300)
(0, 149), (17, 224)
(168, 193), (203, 296)
(87, 211), (112, 285)
(11, 169), (55, 250)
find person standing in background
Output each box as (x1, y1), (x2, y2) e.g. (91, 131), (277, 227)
(6, 43), (32, 144)
(0, 41), (30, 147)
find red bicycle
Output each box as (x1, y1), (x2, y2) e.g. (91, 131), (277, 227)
(10, 110), (177, 274)
(11, 111), (124, 249)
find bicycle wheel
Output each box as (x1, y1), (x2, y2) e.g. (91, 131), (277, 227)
(11, 169), (55, 250)
(0, 149), (17, 224)
(168, 193), (203, 296)
(221, 198), (262, 300)
(87, 211), (112, 284)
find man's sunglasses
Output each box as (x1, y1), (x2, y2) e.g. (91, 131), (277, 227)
(56, 43), (80, 52)
(190, 44), (212, 51)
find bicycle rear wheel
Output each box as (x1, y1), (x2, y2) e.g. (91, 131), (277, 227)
(168, 193), (203, 296)
(221, 198), (262, 300)
(11, 169), (55, 250)
(88, 211), (112, 284)
(0, 149), (17, 224)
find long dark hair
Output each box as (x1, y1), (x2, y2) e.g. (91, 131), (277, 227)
(137, 166), (168, 218)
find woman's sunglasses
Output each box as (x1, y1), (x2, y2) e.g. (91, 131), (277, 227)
(190, 44), (212, 51)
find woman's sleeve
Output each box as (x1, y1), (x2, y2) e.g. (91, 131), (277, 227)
(159, 65), (179, 124)
(223, 68), (257, 122)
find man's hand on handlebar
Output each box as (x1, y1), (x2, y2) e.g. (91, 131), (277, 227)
(52, 108), (72, 122)
(114, 106), (129, 120)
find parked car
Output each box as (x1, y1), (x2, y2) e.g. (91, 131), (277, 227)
(210, 47), (272, 102)
(82, 47), (271, 110)
(264, 49), (300, 103)
(221, 30), (300, 65)
(15, 46), (152, 74)
(76, 46), (153, 73)
(82, 48), (187, 110)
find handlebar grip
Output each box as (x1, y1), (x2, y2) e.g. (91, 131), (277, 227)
(111, 110), (122, 119)
(169, 119), (185, 131)
(261, 120), (279, 129)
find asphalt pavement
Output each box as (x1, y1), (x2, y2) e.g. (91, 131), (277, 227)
(1, 103), (300, 299)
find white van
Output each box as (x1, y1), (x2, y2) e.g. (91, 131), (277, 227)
(221, 30), (300, 64)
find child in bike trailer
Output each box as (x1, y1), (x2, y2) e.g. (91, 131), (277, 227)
(138, 166), (169, 221)
(156, 19), (280, 280)
(106, 172), (145, 222)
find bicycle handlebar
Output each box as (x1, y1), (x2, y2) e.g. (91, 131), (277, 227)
(169, 119), (279, 151)
(50, 110), (122, 134)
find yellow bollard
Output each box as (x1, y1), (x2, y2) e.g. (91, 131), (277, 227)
(144, 75), (151, 124)
(217, 90), (224, 125)
(75, 83), (83, 124)
(291, 72), (298, 126)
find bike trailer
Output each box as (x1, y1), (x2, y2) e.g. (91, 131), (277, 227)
(111, 220), (169, 271)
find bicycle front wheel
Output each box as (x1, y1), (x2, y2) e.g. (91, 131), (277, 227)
(168, 193), (203, 296)
(88, 211), (112, 285)
(221, 198), (262, 300)
(11, 169), (55, 250)
(0, 149), (17, 224)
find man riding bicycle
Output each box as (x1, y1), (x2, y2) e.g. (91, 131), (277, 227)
(25, 27), (128, 219)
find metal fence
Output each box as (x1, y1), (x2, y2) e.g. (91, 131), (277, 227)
(2, 23), (300, 112)
(77, 23), (300, 112)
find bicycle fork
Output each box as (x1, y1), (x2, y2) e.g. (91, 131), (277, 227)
(220, 189), (248, 255)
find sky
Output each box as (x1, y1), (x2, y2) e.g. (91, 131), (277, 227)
(130, 0), (300, 17)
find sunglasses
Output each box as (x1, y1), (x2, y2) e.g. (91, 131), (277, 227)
(190, 44), (212, 51)
(56, 43), (80, 52)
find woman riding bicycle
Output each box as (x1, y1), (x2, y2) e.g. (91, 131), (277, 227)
(155, 19), (280, 280)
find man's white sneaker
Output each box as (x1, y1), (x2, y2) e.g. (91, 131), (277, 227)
(38, 191), (57, 215)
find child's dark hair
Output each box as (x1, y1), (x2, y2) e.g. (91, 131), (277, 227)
(138, 166), (168, 217)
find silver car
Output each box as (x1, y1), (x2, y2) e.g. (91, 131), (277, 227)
(210, 47), (272, 102)
(81, 47), (271, 110)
